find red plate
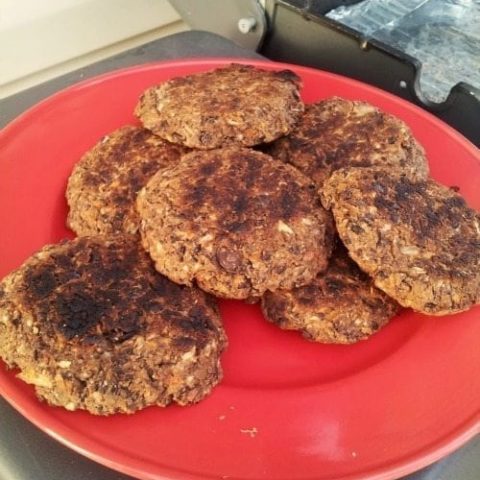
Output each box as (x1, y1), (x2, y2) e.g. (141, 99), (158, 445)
(0, 59), (479, 480)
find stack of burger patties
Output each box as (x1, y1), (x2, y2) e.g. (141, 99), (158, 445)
(1, 64), (479, 415)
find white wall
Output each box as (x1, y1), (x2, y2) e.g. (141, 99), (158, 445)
(0, 0), (187, 98)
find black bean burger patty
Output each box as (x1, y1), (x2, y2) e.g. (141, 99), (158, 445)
(0, 235), (226, 415)
(135, 64), (304, 149)
(269, 97), (428, 188)
(137, 147), (334, 300)
(66, 125), (188, 236)
(321, 167), (480, 315)
(262, 243), (399, 344)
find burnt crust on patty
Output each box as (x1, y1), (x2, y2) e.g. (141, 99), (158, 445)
(269, 97), (428, 188)
(262, 244), (399, 344)
(321, 167), (480, 315)
(0, 236), (226, 415)
(134, 64), (304, 149)
(137, 147), (334, 299)
(66, 126), (188, 236)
